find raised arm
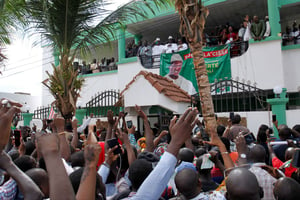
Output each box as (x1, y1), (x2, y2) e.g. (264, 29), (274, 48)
(54, 117), (71, 162)
(204, 130), (235, 170)
(153, 130), (168, 147)
(0, 99), (22, 151)
(71, 119), (79, 149)
(135, 105), (155, 152)
(116, 129), (136, 166)
(0, 151), (44, 200)
(132, 108), (198, 200)
(36, 133), (75, 200)
(76, 132), (101, 200)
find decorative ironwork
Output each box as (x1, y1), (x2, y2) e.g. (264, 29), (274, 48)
(32, 106), (54, 119)
(192, 79), (273, 113)
(85, 90), (122, 117)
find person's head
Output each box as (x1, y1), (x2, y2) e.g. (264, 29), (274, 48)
(169, 54), (183, 79)
(286, 26), (291, 33)
(143, 40), (148, 46)
(92, 58), (97, 63)
(249, 144), (266, 163)
(71, 151), (85, 168)
(292, 124), (300, 134)
(226, 168), (263, 200)
(8, 150), (20, 161)
(253, 15), (259, 23)
(178, 38), (182, 44)
(257, 125), (268, 144)
(168, 35), (173, 43)
(128, 159), (153, 191)
(175, 168), (201, 199)
(155, 38), (160, 45)
(273, 177), (300, 200)
(14, 155), (37, 172)
(69, 167), (105, 200)
(217, 125), (226, 137)
(178, 148), (194, 163)
(231, 114), (241, 125)
(25, 141), (35, 155)
(195, 147), (206, 157)
(285, 147), (296, 161)
(228, 26), (233, 32)
(265, 16), (269, 22)
(26, 168), (49, 198)
(279, 127), (292, 140)
(243, 21), (248, 28)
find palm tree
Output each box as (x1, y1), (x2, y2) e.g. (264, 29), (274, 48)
(25, 0), (171, 120)
(175, 0), (217, 131)
(0, 0), (27, 73)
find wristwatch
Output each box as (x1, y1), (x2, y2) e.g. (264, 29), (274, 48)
(240, 153), (247, 159)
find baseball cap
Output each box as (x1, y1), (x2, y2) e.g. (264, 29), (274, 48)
(168, 36), (173, 39)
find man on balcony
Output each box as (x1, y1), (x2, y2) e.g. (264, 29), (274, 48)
(251, 16), (266, 41)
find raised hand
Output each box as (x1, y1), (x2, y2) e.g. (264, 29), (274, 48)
(53, 117), (65, 133)
(107, 110), (116, 126)
(135, 105), (147, 120)
(72, 118), (78, 130)
(167, 108), (198, 156)
(0, 99), (22, 151)
(36, 132), (60, 157)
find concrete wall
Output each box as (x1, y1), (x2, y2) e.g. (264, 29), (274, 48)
(0, 92), (41, 113)
(281, 47), (300, 92)
(231, 40), (285, 90)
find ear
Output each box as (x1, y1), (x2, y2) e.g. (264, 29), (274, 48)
(259, 186), (264, 199)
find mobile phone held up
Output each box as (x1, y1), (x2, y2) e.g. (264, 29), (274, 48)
(127, 120), (133, 129)
(229, 112), (234, 120)
(107, 138), (122, 155)
(272, 114), (277, 122)
(14, 130), (21, 147)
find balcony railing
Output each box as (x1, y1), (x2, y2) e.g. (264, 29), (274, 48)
(139, 41), (249, 69)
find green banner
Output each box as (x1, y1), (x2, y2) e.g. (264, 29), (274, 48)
(160, 45), (231, 95)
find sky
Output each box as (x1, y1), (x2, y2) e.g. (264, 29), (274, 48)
(0, 0), (130, 96)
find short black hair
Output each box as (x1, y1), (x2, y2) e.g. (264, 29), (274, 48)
(14, 155), (37, 172)
(25, 141), (36, 155)
(69, 167), (105, 199)
(70, 151), (85, 168)
(231, 114), (241, 124)
(217, 125), (226, 137)
(178, 148), (194, 163)
(128, 159), (153, 190)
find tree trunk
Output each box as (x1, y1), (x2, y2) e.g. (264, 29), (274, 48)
(176, 0), (217, 131)
(189, 41), (217, 131)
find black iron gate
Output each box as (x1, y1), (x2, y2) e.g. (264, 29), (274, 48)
(86, 90), (122, 117)
(192, 79), (273, 113)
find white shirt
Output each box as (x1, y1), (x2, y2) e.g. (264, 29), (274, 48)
(152, 45), (165, 56)
(177, 43), (188, 52)
(264, 21), (271, 37)
(164, 43), (178, 53)
(166, 74), (197, 95)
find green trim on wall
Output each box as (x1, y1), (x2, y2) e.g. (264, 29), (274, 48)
(78, 70), (117, 78)
(203, 0), (227, 6)
(278, 0), (300, 6)
(282, 44), (300, 51)
(117, 57), (138, 65)
(249, 36), (281, 44)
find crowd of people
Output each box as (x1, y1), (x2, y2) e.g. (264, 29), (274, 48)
(282, 21), (300, 46)
(74, 57), (118, 75)
(1, 98), (300, 200)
